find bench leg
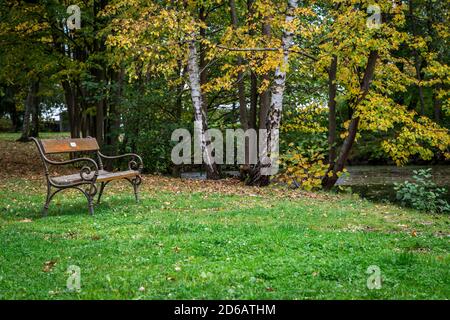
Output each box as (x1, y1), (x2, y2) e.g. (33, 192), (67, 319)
(88, 198), (94, 215)
(86, 184), (97, 215)
(42, 184), (66, 216)
(42, 184), (51, 216)
(133, 182), (139, 202)
(132, 177), (141, 203)
(97, 182), (106, 205)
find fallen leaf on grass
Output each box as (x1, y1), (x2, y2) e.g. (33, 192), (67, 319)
(172, 246), (181, 253)
(43, 260), (57, 272)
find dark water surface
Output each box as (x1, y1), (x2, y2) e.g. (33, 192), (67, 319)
(338, 166), (450, 202)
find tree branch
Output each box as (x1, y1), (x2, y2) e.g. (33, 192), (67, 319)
(216, 44), (318, 61)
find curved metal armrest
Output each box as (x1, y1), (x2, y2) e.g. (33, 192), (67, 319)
(98, 152), (143, 173)
(44, 156), (98, 167)
(45, 157), (99, 182)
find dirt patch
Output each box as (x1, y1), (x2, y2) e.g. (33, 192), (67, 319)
(0, 139), (70, 179)
(137, 175), (334, 200)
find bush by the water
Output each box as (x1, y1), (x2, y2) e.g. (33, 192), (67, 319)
(394, 169), (450, 214)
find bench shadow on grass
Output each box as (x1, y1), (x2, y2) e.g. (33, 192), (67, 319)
(20, 192), (141, 220)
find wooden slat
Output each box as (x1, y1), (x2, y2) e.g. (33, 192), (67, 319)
(41, 138), (99, 154)
(51, 170), (139, 185)
(97, 170), (140, 182)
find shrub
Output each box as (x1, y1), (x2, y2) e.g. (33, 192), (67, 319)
(394, 169), (450, 214)
(135, 124), (180, 174)
(278, 135), (331, 191)
(279, 106), (329, 191)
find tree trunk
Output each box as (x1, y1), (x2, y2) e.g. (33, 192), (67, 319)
(250, 72), (258, 129)
(77, 84), (88, 138)
(247, 0), (258, 129)
(197, 8), (219, 179)
(230, 0), (253, 175)
(247, 0), (299, 186)
(414, 55), (426, 115)
(96, 99), (105, 146)
(229, 0), (249, 131)
(95, 70), (106, 147)
(30, 93), (39, 138)
(19, 94), (32, 142)
(18, 80), (39, 142)
(199, 6), (208, 113)
(187, 31), (220, 180)
(322, 51), (379, 189)
(259, 21), (272, 130)
(321, 55), (338, 188)
(109, 68), (124, 153)
(62, 80), (80, 138)
(10, 103), (19, 132)
(4, 86), (20, 132)
(92, 0), (107, 146)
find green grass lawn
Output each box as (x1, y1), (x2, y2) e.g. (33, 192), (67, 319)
(0, 175), (449, 300)
(0, 133), (449, 299)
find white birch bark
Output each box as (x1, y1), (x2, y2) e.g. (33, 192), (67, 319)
(261, 0), (298, 176)
(187, 33), (216, 175)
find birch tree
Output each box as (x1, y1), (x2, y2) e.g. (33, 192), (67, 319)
(187, 29), (220, 179)
(247, 0), (299, 186)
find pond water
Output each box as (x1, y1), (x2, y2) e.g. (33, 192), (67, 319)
(338, 165), (450, 202)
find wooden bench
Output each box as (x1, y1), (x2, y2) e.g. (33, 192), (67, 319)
(31, 137), (143, 215)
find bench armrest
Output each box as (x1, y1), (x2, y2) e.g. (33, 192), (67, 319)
(98, 152), (143, 173)
(45, 157), (99, 182)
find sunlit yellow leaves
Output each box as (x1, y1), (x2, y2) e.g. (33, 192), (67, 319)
(380, 114), (450, 166)
(278, 148), (328, 191)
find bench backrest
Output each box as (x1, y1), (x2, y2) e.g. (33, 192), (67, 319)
(40, 138), (100, 154)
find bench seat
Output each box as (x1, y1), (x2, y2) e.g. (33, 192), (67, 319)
(51, 170), (140, 186)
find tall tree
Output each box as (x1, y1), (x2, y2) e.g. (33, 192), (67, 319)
(247, 0), (299, 186)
